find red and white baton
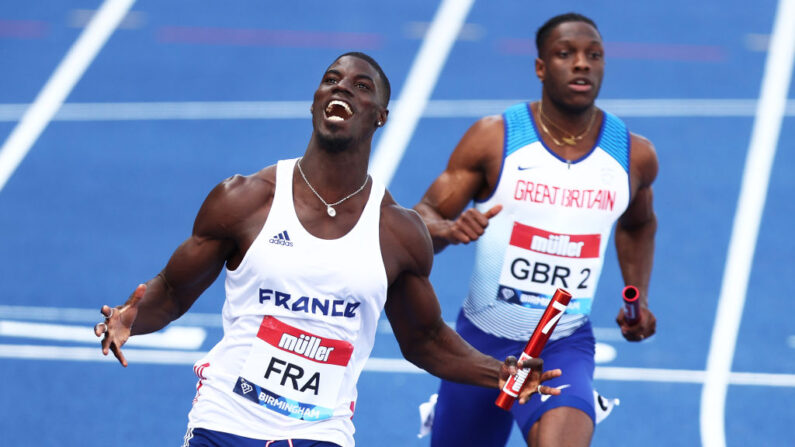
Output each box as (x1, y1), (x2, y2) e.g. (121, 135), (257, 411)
(495, 288), (572, 411)
(622, 285), (641, 325)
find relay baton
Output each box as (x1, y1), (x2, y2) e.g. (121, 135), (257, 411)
(495, 288), (572, 411)
(622, 285), (641, 325)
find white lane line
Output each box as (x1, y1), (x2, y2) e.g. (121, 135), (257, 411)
(0, 101), (311, 121)
(728, 371), (795, 387)
(0, 307), (623, 364)
(596, 366), (706, 383)
(0, 0), (136, 193)
(700, 1), (795, 446)
(0, 305), (222, 327)
(0, 344), (203, 365)
(0, 99), (793, 121)
(2, 343), (794, 388)
(423, 98), (772, 118)
(0, 320), (206, 350)
(368, 0), (475, 186)
(364, 357), (424, 373)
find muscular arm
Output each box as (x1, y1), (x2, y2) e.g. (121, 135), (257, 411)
(414, 116), (504, 253)
(615, 134), (659, 339)
(381, 204), (561, 398)
(129, 235), (232, 335)
(126, 177), (249, 335)
(383, 205), (504, 387)
(97, 175), (259, 365)
(109, 172), (270, 341)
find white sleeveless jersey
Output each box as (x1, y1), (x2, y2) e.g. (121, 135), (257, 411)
(187, 158), (388, 447)
(464, 103), (631, 342)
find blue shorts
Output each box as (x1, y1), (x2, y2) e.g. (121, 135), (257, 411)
(430, 310), (596, 446)
(184, 427), (341, 447)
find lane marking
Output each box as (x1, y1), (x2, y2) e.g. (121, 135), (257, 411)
(368, 0), (475, 186)
(0, 19), (49, 39)
(5, 305), (623, 339)
(0, 0), (136, 193)
(0, 306), (623, 364)
(3, 307), (626, 361)
(0, 344), (202, 365)
(1, 343), (794, 388)
(700, 1), (795, 446)
(69, 9), (146, 30)
(592, 326), (625, 341)
(0, 320), (206, 350)
(1, 99), (790, 122)
(157, 26), (382, 49)
(0, 305), (222, 327)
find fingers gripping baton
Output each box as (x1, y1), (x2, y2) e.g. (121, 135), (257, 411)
(495, 288), (572, 410)
(622, 285), (641, 325)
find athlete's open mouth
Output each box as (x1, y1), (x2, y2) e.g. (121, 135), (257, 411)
(569, 78), (593, 93)
(325, 100), (354, 121)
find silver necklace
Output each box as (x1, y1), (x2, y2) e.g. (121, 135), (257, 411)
(296, 158), (369, 217)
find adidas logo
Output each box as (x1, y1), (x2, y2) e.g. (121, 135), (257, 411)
(269, 230), (293, 247)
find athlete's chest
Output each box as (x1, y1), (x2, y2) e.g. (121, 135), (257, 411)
(495, 144), (629, 224)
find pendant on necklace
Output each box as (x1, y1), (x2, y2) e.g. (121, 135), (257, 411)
(327, 206), (336, 217)
(562, 136), (577, 146)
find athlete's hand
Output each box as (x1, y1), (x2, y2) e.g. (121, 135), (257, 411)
(616, 306), (656, 342)
(444, 205), (502, 245)
(498, 356), (562, 404)
(94, 284), (145, 367)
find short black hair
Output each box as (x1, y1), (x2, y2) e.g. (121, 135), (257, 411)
(334, 51), (391, 106)
(535, 13), (600, 57)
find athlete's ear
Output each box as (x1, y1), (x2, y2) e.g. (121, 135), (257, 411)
(535, 57), (545, 82)
(376, 109), (389, 128)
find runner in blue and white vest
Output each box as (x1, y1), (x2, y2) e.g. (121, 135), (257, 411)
(415, 13), (659, 447)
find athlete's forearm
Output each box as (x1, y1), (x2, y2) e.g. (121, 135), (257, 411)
(128, 273), (184, 335)
(128, 233), (230, 335)
(413, 202), (454, 253)
(402, 321), (502, 388)
(615, 213), (656, 307)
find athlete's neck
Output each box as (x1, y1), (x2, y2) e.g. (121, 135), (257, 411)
(298, 144), (370, 198)
(538, 98), (597, 133)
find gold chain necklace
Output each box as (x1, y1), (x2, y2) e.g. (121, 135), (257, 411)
(296, 158), (369, 218)
(537, 102), (597, 146)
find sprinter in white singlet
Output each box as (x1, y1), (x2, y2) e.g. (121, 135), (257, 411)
(415, 14), (659, 447)
(94, 53), (562, 447)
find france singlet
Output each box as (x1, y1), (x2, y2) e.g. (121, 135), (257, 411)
(187, 158), (388, 447)
(463, 103), (631, 342)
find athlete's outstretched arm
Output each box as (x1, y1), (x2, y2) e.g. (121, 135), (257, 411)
(382, 204), (561, 401)
(94, 175), (252, 365)
(615, 134), (659, 341)
(414, 116), (504, 253)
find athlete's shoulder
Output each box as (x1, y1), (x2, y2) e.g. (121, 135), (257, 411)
(195, 165), (277, 237)
(629, 131), (653, 147)
(214, 165), (276, 205)
(629, 132), (658, 186)
(469, 114), (504, 138)
(379, 190), (433, 278)
(449, 114), (505, 169)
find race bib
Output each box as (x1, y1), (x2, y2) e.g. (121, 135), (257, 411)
(233, 316), (353, 421)
(496, 222), (601, 314)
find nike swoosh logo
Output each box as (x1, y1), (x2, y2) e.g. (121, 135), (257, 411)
(541, 383), (571, 402)
(517, 165), (540, 171)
